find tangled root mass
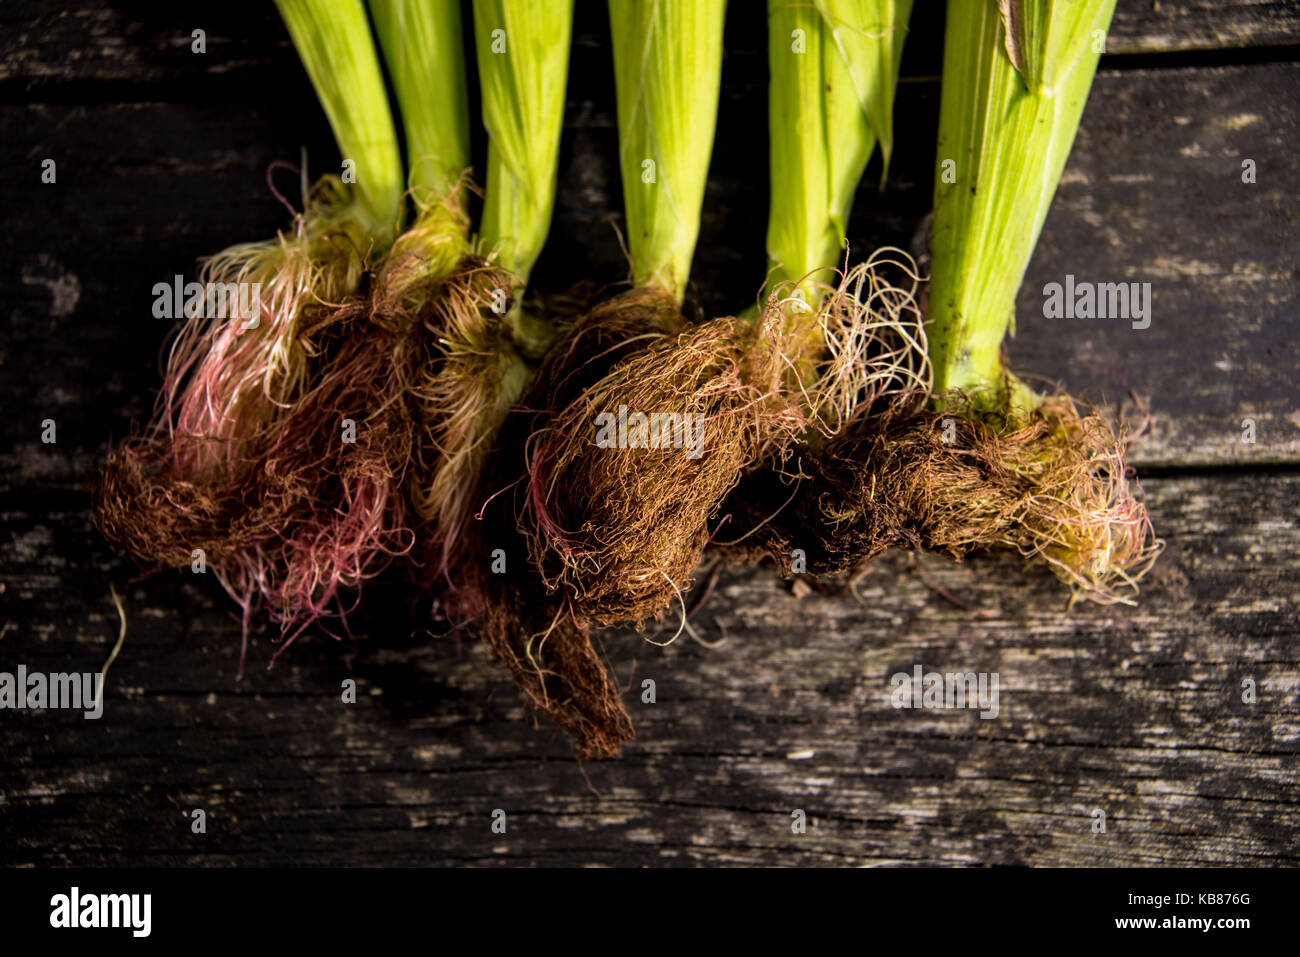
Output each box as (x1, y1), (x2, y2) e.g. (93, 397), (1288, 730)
(720, 393), (1162, 606)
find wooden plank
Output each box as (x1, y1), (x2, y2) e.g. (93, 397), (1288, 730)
(0, 1), (286, 90)
(1108, 0), (1300, 55)
(0, 99), (332, 500)
(685, 60), (1300, 467)
(2, 0), (1296, 95)
(1, 471), (1296, 865)
(2, 62), (1295, 484)
(0, 7), (1295, 868)
(986, 63), (1297, 468)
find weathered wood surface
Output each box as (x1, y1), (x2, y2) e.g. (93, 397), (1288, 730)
(1108, 0), (1300, 54)
(1010, 61), (1299, 467)
(4, 69), (1295, 473)
(1, 2), (1297, 866)
(1, 473), (1297, 865)
(2, 0), (1296, 92)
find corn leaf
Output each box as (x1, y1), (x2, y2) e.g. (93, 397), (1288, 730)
(766, 0), (912, 299)
(927, 0), (1116, 402)
(822, 0), (911, 193)
(275, 0), (404, 237)
(369, 0), (471, 207)
(473, 0), (574, 284)
(608, 0), (727, 302)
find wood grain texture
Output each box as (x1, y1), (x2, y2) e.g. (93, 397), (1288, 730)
(0, 473), (1296, 866)
(3, 0), (1295, 94)
(3, 64), (1295, 481)
(1, 0), (1296, 867)
(1107, 0), (1300, 54)
(1012, 61), (1299, 467)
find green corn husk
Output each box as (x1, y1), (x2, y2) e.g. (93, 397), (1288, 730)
(766, 0), (912, 301)
(609, 0), (727, 303)
(473, 0), (574, 286)
(377, 0), (575, 567)
(927, 0), (1117, 405)
(369, 0), (471, 209)
(368, 0), (473, 305)
(275, 0), (404, 239)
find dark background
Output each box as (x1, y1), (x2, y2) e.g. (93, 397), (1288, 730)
(0, 0), (1297, 865)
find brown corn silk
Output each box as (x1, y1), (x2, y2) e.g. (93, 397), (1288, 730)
(721, 394), (1160, 606)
